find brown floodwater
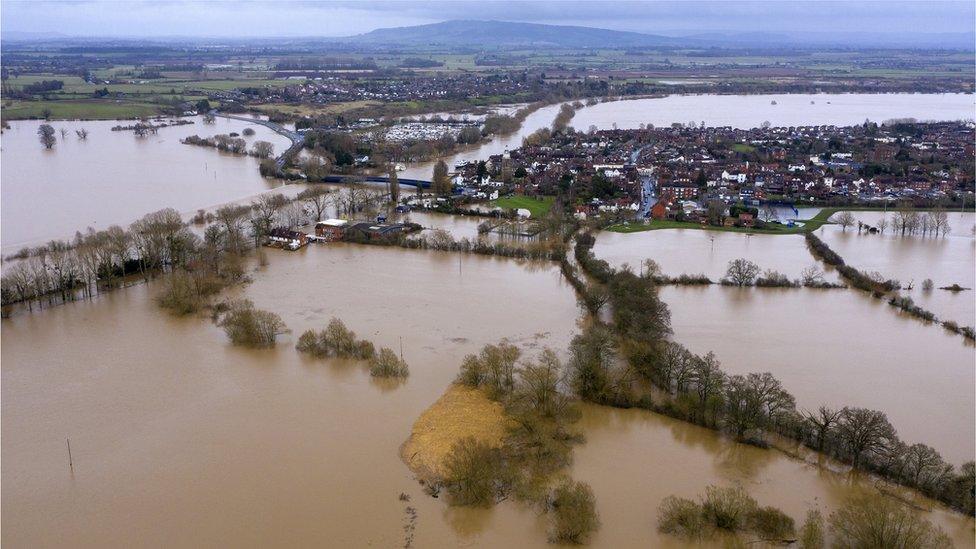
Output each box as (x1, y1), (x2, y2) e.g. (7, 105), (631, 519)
(3, 245), (973, 547)
(816, 212), (976, 326)
(663, 284), (975, 465)
(1, 116), (291, 254)
(592, 229), (840, 281)
(399, 102), (569, 181)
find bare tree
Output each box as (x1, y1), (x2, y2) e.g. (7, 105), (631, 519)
(214, 204), (252, 254)
(301, 155), (329, 182)
(251, 193), (289, 238)
(723, 258), (760, 286)
(298, 187), (331, 221)
(75, 128), (88, 140)
(876, 216), (888, 234)
(282, 201), (305, 229)
(800, 265), (826, 286)
(59, 127), (68, 139)
(835, 407), (897, 469)
(833, 211), (857, 231)
(251, 140), (275, 159)
(804, 406), (842, 451)
(37, 124), (56, 149)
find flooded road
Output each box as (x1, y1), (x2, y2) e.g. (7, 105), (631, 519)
(0, 116), (291, 254)
(3, 245), (973, 547)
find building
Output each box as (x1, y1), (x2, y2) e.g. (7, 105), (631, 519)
(345, 222), (420, 241)
(314, 219), (348, 241)
(267, 227), (308, 250)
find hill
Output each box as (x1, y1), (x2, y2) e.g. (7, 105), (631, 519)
(348, 19), (680, 48)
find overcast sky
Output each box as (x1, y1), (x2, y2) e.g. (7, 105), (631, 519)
(2, 0), (974, 38)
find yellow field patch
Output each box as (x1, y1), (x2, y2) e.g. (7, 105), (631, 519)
(400, 384), (509, 481)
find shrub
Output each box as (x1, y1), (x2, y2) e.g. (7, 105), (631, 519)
(454, 341), (520, 398)
(755, 269), (797, 288)
(156, 271), (226, 315)
(295, 329), (322, 356)
(218, 300), (286, 348)
(700, 485), (757, 531)
(749, 505), (795, 540)
(799, 509), (825, 549)
(547, 480), (599, 544)
(369, 347), (409, 378)
(658, 496), (705, 538)
(156, 271), (206, 315)
(828, 493), (952, 549)
(443, 437), (506, 506)
(321, 317), (359, 357)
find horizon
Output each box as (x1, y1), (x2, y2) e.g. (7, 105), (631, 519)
(2, 1), (974, 45)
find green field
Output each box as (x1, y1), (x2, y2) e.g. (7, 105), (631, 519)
(490, 196), (554, 217)
(607, 218), (806, 235)
(1, 99), (163, 120)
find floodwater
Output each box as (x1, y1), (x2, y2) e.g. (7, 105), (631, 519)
(571, 93), (976, 130)
(0, 116), (292, 254)
(592, 229), (839, 282)
(3, 245), (973, 547)
(816, 212), (976, 326)
(399, 102), (569, 181)
(663, 285), (975, 465)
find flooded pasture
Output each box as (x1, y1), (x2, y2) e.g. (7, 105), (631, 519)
(816, 212), (976, 326)
(3, 244), (972, 547)
(592, 229), (836, 281)
(0, 116), (291, 254)
(662, 284), (975, 465)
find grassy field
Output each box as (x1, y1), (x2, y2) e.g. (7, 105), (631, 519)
(491, 196), (554, 218)
(607, 218), (807, 235)
(252, 100), (382, 117)
(1, 99), (163, 120)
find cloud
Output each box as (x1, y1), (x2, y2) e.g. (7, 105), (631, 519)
(2, 0), (973, 37)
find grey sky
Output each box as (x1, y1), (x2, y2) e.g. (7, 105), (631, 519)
(2, 0), (973, 38)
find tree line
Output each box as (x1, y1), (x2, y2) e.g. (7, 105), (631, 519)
(569, 231), (975, 517)
(0, 187), (340, 315)
(806, 232), (975, 340)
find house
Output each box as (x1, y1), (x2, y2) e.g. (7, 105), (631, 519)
(650, 201), (669, 220)
(267, 227), (308, 250)
(346, 222), (420, 241)
(315, 219), (348, 241)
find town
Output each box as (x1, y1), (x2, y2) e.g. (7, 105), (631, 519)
(442, 119), (976, 227)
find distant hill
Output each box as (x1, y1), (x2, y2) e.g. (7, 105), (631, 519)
(347, 19), (680, 48)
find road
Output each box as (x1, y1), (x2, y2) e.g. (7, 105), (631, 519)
(213, 112), (304, 170)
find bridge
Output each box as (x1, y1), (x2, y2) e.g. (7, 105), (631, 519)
(322, 175), (431, 189)
(213, 112), (304, 170)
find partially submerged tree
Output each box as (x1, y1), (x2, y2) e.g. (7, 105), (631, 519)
(547, 480), (599, 544)
(37, 123), (56, 149)
(218, 299), (286, 348)
(828, 493), (951, 548)
(724, 258), (760, 286)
